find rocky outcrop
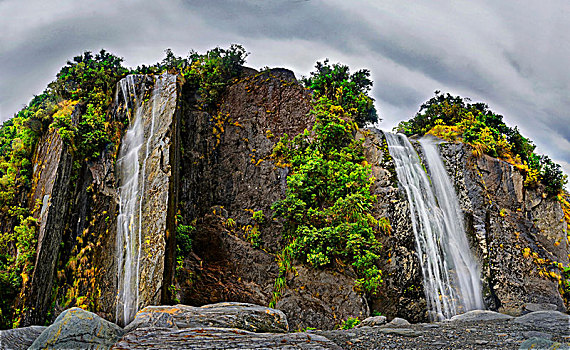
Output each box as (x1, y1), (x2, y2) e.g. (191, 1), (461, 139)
(438, 142), (569, 314)
(29, 308), (124, 350)
(5, 303), (570, 349)
(125, 302), (288, 333)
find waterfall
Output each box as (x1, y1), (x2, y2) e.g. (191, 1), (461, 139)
(385, 132), (483, 320)
(115, 74), (166, 326)
(419, 136), (484, 313)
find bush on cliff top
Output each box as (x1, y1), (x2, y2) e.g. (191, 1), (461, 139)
(395, 91), (567, 196)
(302, 59), (378, 127)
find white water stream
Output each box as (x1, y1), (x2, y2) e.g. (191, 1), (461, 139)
(385, 132), (483, 320)
(115, 75), (164, 326)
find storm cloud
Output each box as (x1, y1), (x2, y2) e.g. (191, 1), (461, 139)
(1, 0), (568, 176)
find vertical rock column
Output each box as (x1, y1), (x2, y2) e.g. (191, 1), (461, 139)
(137, 73), (178, 309)
(114, 73), (178, 325)
(22, 126), (74, 325)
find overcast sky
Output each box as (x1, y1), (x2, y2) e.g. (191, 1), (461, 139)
(1, 0), (569, 176)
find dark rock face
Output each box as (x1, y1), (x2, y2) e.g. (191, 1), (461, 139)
(276, 265), (369, 331)
(438, 142), (569, 314)
(125, 302), (288, 333)
(29, 307), (124, 350)
(0, 325), (46, 350)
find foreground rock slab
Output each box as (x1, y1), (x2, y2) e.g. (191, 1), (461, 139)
(125, 302), (288, 333)
(0, 325), (46, 350)
(112, 327), (342, 349)
(316, 313), (570, 350)
(29, 308), (124, 350)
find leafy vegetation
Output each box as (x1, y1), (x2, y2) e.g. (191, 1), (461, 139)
(395, 91), (567, 196)
(175, 215), (195, 273)
(302, 59), (378, 127)
(340, 317), (361, 329)
(133, 45), (249, 113)
(270, 61), (388, 307)
(48, 50), (128, 161)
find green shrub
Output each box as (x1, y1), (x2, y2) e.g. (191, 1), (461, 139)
(302, 59), (378, 127)
(341, 317), (361, 329)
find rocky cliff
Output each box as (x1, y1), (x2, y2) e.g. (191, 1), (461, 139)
(2, 64), (568, 332)
(438, 142), (569, 314)
(176, 68), (369, 330)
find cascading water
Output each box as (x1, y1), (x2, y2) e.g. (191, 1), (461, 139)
(419, 136), (484, 313)
(115, 74), (166, 326)
(385, 132), (483, 320)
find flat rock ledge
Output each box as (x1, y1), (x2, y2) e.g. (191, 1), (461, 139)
(112, 327), (341, 350)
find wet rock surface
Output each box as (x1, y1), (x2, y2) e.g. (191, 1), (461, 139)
(361, 129), (427, 323)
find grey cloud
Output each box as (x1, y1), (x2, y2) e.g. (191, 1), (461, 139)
(1, 0), (568, 181)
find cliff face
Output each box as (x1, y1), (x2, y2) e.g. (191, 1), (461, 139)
(176, 68), (369, 330)
(5, 67), (568, 330)
(115, 74), (179, 314)
(438, 142), (568, 314)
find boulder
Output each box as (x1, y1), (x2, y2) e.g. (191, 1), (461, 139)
(448, 310), (513, 322)
(386, 317), (410, 326)
(0, 325), (46, 350)
(126, 302), (288, 333)
(357, 316), (387, 328)
(276, 265), (369, 330)
(523, 302), (558, 313)
(29, 308), (124, 350)
(513, 311), (570, 332)
(112, 327), (342, 350)
(377, 328), (422, 337)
